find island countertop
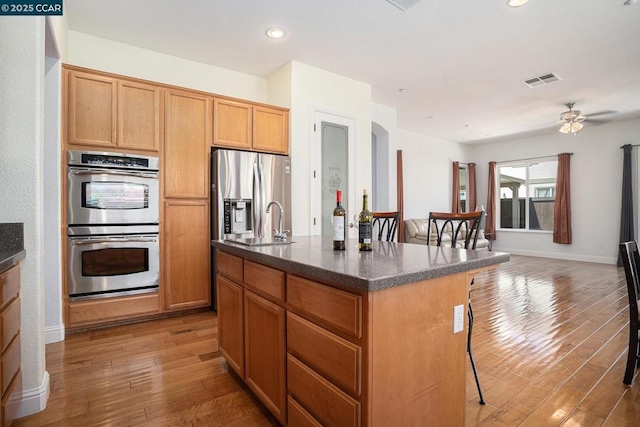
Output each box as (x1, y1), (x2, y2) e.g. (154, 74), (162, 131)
(212, 236), (509, 292)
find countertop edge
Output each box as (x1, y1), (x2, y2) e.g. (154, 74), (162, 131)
(212, 240), (509, 292)
(0, 249), (26, 274)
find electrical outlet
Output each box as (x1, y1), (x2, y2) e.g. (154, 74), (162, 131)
(453, 304), (464, 334)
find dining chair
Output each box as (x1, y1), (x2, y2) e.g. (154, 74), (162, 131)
(427, 210), (486, 404)
(372, 211), (401, 242)
(619, 240), (640, 385)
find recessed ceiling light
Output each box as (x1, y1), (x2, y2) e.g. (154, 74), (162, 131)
(266, 28), (285, 39)
(399, 88), (406, 93)
(624, 0), (638, 5)
(507, 0), (529, 7)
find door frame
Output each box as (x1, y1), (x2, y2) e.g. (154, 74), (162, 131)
(310, 109), (357, 237)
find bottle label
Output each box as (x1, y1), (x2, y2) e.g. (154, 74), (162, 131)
(333, 216), (345, 241)
(359, 222), (372, 244)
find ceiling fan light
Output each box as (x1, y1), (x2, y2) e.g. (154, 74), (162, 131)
(559, 122), (571, 133)
(571, 122), (583, 133)
(507, 0), (529, 7)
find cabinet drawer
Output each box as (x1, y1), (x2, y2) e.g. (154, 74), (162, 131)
(0, 265), (19, 312)
(288, 355), (360, 427)
(217, 251), (243, 284)
(287, 312), (361, 396)
(1, 298), (20, 355)
(1, 335), (20, 396)
(1, 369), (21, 427)
(287, 275), (362, 338)
(288, 396), (322, 427)
(245, 261), (285, 303)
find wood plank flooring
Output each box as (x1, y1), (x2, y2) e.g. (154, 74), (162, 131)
(13, 255), (640, 426)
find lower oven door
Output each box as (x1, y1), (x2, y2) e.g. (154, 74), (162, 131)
(68, 234), (159, 300)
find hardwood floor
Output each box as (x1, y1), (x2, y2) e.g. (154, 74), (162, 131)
(13, 255), (640, 426)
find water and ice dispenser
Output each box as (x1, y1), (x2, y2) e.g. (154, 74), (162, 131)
(223, 198), (253, 234)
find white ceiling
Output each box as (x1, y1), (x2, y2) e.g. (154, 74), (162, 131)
(65, 0), (640, 144)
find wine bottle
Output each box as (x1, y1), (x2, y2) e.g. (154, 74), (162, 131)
(332, 190), (346, 250)
(358, 189), (373, 251)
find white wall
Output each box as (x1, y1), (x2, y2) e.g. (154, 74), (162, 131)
(469, 118), (640, 264)
(0, 17), (49, 417)
(68, 31), (269, 103)
(372, 103), (467, 221)
(288, 61), (372, 236)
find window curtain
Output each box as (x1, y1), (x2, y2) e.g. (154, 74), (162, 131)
(553, 153), (572, 244)
(619, 144), (634, 266)
(468, 163), (477, 211)
(452, 161), (461, 213)
(485, 162), (496, 239)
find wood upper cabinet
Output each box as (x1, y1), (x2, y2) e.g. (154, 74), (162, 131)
(244, 290), (286, 425)
(68, 70), (117, 147)
(117, 80), (161, 152)
(164, 200), (210, 310)
(213, 98), (252, 150)
(213, 98), (289, 154)
(253, 105), (288, 154)
(66, 69), (161, 152)
(164, 89), (212, 198)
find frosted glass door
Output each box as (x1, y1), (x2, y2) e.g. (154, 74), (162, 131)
(321, 122), (348, 237)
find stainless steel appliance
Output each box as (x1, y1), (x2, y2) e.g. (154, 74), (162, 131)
(211, 149), (291, 240)
(67, 150), (159, 225)
(67, 150), (160, 300)
(67, 225), (159, 300)
(211, 148), (291, 309)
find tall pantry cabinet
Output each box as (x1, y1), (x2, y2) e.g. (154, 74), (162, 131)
(163, 89), (212, 310)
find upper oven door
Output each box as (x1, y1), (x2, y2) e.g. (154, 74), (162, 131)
(68, 167), (159, 225)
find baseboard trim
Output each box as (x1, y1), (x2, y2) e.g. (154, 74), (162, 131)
(15, 371), (50, 419)
(494, 247), (617, 265)
(45, 323), (65, 344)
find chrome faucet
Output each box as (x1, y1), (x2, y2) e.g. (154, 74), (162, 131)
(266, 201), (289, 240)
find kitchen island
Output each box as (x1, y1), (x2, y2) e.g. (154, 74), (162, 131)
(212, 236), (509, 426)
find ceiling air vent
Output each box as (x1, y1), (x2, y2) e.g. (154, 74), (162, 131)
(386, 0), (423, 11)
(522, 72), (562, 88)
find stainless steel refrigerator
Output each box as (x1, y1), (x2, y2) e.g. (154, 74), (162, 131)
(210, 148), (291, 309)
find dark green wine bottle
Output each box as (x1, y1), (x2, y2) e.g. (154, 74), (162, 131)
(358, 189), (372, 251)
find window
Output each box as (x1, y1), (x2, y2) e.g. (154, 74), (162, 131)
(498, 159), (557, 231)
(459, 166), (468, 212)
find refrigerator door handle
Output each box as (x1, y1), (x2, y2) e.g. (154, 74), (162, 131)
(258, 160), (267, 238)
(253, 160), (263, 238)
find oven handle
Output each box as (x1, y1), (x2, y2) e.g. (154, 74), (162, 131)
(70, 170), (158, 179)
(70, 237), (158, 245)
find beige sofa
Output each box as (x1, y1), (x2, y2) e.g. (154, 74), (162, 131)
(403, 218), (491, 250)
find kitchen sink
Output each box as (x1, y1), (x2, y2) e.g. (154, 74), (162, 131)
(225, 237), (294, 247)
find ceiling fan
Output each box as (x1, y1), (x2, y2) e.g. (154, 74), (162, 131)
(557, 102), (586, 134)
(556, 102), (617, 134)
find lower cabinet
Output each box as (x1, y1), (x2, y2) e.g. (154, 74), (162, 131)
(216, 255), (286, 425)
(244, 290), (286, 424)
(164, 200), (210, 310)
(217, 275), (244, 376)
(0, 264), (21, 427)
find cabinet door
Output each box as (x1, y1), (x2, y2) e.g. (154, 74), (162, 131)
(165, 90), (211, 198)
(217, 275), (244, 377)
(118, 80), (161, 152)
(213, 98), (252, 150)
(245, 290), (286, 424)
(67, 70), (117, 147)
(253, 106), (288, 154)
(164, 200), (210, 310)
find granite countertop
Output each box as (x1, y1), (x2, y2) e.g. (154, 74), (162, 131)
(0, 223), (26, 273)
(212, 236), (510, 292)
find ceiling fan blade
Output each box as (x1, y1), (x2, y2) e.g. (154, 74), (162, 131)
(585, 110), (618, 119)
(583, 117), (613, 124)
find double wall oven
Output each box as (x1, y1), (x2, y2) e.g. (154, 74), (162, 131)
(67, 150), (160, 301)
